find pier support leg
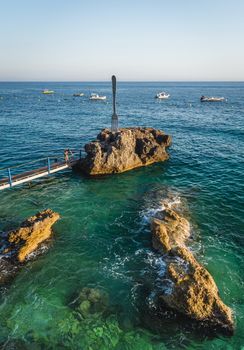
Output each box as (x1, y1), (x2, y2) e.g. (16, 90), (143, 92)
(47, 157), (51, 174)
(7, 168), (13, 187)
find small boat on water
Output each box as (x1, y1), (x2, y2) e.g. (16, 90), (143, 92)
(42, 89), (54, 95)
(155, 91), (170, 99)
(200, 96), (225, 102)
(89, 93), (106, 100)
(73, 93), (84, 97)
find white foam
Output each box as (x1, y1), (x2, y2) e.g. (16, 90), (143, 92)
(101, 254), (131, 281)
(140, 193), (182, 224)
(25, 244), (49, 261)
(141, 250), (167, 279)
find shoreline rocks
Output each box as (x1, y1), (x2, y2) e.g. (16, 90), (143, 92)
(0, 209), (60, 285)
(151, 206), (234, 335)
(74, 127), (171, 175)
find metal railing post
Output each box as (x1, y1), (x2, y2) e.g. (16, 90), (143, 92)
(47, 157), (51, 174)
(7, 168), (13, 187)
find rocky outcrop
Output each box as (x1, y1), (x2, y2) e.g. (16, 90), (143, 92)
(0, 209), (60, 285)
(151, 207), (234, 335)
(75, 127), (171, 175)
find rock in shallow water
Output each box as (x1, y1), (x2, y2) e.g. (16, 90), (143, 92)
(73, 287), (109, 318)
(74, 127), (171, 175)
(151, 207), (234, 335)
(0, 209), (60, 285)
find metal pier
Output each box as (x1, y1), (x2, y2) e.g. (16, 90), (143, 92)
(0, 151), (82, 191)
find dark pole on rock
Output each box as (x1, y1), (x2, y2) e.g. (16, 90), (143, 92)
(111, 75), (118, 132)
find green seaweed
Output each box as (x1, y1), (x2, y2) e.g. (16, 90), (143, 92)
(3, 287), (163, 350)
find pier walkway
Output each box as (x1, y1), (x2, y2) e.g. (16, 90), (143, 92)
(0, 150), (83, 191)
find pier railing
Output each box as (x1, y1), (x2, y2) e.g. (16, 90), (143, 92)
(0, 149), (84, 191)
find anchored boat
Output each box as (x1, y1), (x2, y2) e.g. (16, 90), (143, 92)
(155, 91), (170, 99)
(89, 93), (106, 100)
(200, 96), (225, 102)
(42, 89), (54, 95)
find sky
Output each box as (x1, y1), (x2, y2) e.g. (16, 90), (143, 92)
(0, 0), (244, 81)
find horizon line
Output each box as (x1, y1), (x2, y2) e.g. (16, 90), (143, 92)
(0, 80), (244, 83)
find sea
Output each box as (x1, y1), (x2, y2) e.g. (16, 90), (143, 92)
(0, 82), (243, 349)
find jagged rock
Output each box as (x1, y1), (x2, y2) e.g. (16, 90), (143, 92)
(151, 207), (234, 335)
(75, 127), (171, 175)
(6, 209), (60, 262)
(0, 209), (60, 285)
(152, 209), (190, 252)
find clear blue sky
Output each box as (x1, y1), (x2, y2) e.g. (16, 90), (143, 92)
(0, 0), (243, 81)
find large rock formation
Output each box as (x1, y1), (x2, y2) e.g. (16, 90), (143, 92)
(151, 207), (234, 335)
(75, 127), (171, 175)
(0, 209), (60, 285)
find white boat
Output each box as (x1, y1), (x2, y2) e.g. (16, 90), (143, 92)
(89, 93), (106, 100)
(200, 96), (225, 102)
(42, 89), (54, 94)
(155, 91), (170, 99)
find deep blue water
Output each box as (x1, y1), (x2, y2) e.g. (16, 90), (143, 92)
(0, 82), (243, 349)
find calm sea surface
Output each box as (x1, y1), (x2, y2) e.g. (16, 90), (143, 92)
(0, 82), (243, 349)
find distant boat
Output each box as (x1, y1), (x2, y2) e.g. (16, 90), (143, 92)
(155, 91), (170, 99)
(200, 96), (225, 102)
(73, 93), (84, 97)
(89, 93), (106, 100)
(42, 89), (54, 95)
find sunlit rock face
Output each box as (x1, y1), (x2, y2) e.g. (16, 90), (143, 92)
(0, 209), (60, 285)
(151, 207), (234, 335)
(75, 127), (171, 175)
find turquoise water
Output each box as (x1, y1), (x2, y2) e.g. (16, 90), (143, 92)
(0, 82), (243, 349)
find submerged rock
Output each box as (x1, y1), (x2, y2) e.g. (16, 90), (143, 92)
(73, 287), (109, 318)
(74, 127), (171, 175)
(0, 209), (60, 285)
(151, 207), (234, 335)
